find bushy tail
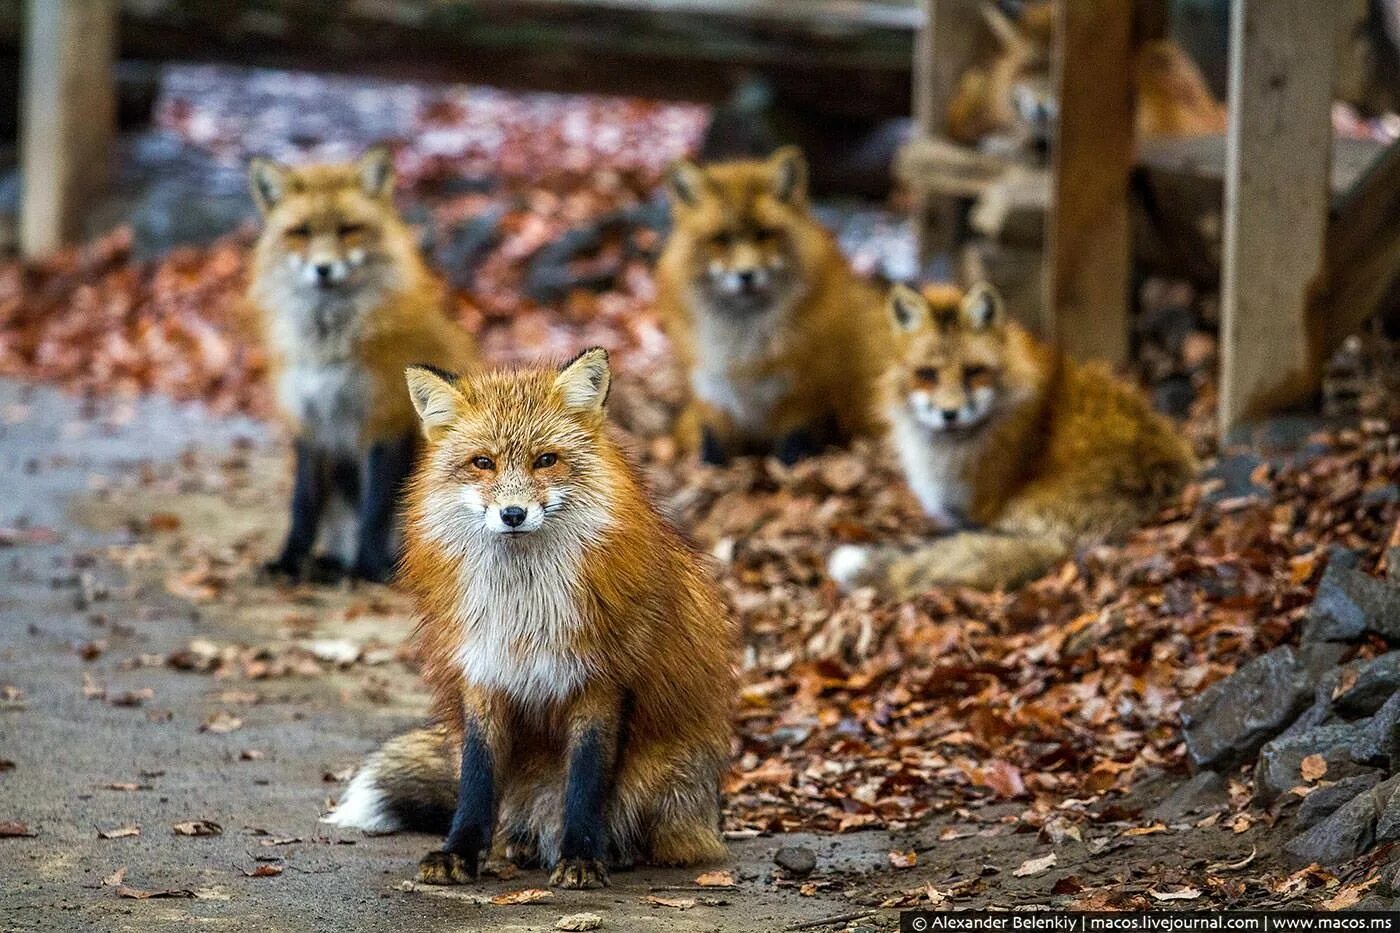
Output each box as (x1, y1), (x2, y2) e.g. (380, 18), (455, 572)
(829, 531), (1069, 596)
(320, 724), (458, 834)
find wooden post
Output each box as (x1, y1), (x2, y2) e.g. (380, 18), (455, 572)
(912, 0), (983, 269)
(1218, 0), (1336, 436)
(20, 0), (118, 257)
(1044, 0), (1133, 366)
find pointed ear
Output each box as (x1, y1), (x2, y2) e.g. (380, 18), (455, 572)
(248, 158), (290, 214)
(667, 159), (708, 208)
(768, 146), (808, 204)
(357, 145), (395, 200)
(888, 284), (930, 332)
(554, 347), (611, 413)
(405, 365), (462, 439)
(961, 282), (1005, 330)
(981, 2), (1028, 53)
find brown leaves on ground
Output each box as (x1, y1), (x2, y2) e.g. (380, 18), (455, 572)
(96, 824), (140, 839)
(171, 820), (221, 837)
(0, 820), (36, 837)
(490, 888), (553, 906)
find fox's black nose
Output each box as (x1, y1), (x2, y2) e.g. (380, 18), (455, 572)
(314, 263), (334, 283)
(941, 408), (959, 423)
(736, 269), (758, 289)
(500, 506), (528, 528)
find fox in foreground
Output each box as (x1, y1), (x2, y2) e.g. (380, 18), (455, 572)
(829, 284), (1195, 596)
(322, 349), (735, 888)
(657, 147), (885, 464)
(248, 146), (476, 583)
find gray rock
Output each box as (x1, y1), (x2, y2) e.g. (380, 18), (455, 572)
(1202, 452), (1267, 504)
(1335, 652), (1400, 717)
(1148, 771), (1228, 822)
(773, 845), (816, 878)
(1390, 548), (1400, 584)
(1303, 564), (1400, 644)
(1374, 775), (1400, 843)
(1256, 722), (1387, 802)
(1285, 775), (1400, 867)
(1298, 772), (1384, 829)
(1349, 895), (1399, 911)
(1181, 646), (1317, 769)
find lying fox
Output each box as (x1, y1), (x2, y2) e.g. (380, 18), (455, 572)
(657, 147), (885, 464)
(248, 147), (476, 582)
(323, 350), (735, 888)
(829, 283), (1195, 595)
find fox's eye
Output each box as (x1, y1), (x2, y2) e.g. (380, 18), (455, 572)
(754, 227), (779, 242)
(470, 456), (495, 471)
(709, 232), (734, 248)
(337, 223), (365, 237)
(533, 452), (558, 469)
(287, 224), (311, 239)
(965, 365), (991, 381)
(913, 366), (939, 384)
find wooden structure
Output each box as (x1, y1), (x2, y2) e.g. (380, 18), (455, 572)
(904, 0), (1400, 437)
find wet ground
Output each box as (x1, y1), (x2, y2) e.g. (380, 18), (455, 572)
(0, 379), (1310, 932)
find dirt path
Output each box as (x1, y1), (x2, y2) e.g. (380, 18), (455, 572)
(0, 380), (1301, 932)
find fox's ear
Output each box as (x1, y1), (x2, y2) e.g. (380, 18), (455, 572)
(555, 347), (611, 413)
(768, 146), (808, 204)
(961, 282), (1005, 330)
(667, 159), (709, 208)
(888, 284), (930, 332)
(248, 158), (291, 214)
(357, 145), (395, 200)
(981, 2), (1028, 53)
(405, 365), (462, 439)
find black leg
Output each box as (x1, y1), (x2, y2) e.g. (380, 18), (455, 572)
(264, 440), (327, 580)
(774, 426), (821, 465)
(418, 721), (495, 885)
(353, 433), (414, 583)
(699, 426), (729, 466)
(549, 728), (611, 889)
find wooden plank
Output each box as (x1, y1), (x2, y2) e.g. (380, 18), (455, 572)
(19, 0), (117, 257)
(911, 0), (984, 267)
(1044, 0), (1133, 365)
(1218, 0), (1337, 435)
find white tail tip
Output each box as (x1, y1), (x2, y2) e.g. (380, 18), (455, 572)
(319, 767), (402, 833)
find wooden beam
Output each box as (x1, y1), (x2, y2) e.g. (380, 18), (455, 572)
(1218, 0), (1337, 435)
(1044, 0), (1133, 365)
(19, 0), (117, 257)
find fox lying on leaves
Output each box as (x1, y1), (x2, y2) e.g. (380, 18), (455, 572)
(657, 146), (885, 464)
(321, 349), (735, 889)
(829, 283), (1195, 595)
(249, 146), (476, 583)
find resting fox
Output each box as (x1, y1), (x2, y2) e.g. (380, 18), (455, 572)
(248, 146), (476, 583)
(657, 147), (885, 464)
(322, 350), (734, 889)
(829, 283), (1195, 595)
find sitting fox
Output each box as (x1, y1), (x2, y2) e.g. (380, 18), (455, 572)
(322, 350), (734, 888)
(829, 283), (1194, 595)
(248, 147), (476, 583)
(657, 147), (885, 464)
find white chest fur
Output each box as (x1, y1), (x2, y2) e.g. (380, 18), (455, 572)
(452, 536), (593, 707)
(689, 300), (792, 435)
(890, 409), (978, 528)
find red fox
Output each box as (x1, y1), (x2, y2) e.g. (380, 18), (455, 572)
(828, 283), (1195, 595)
(656, 147), (886, 464)
(248, 146), (476, 583)
(322, 349), (735, 889)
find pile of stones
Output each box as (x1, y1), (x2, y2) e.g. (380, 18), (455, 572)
(1181, 553), (1400, 872)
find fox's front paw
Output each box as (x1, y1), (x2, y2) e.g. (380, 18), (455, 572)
(699, 427), (729, 466)
(549, 857), (609, 890)
(306, 555), (348, 584)
(351, 554), (394, 585)
(417, 850), (477, 885)
(261, 555), (304, 582)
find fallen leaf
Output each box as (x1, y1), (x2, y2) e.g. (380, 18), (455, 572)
(1300, 754), (1328, 783)
(1123, 823), (1169, 837)
(96, 824), (140, 839)
(200, 711), (242, 734)
(1150, 886), (1202, 901)
(888, 850), (918, 869)
(556, 913), (603, 932)
(646, 894), (696, 909)
(172, 820), (221, 837)
(490, 888), (553, 905)
(243, 864), (283, 878)
(1, 820), (36, 838)
(103, 867), (127, 886)
(695, 869), (735, 887)
(1206, 847), (1257, 872)
(1321, 877), (1379, 911)
(1013, 853), (1057, 877)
